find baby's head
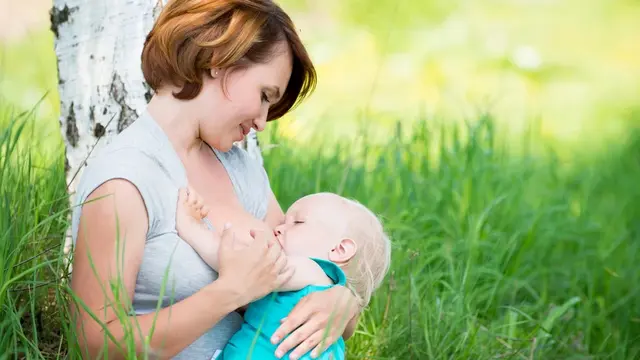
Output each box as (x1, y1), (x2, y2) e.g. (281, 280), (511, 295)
(274, 192), (391, 306)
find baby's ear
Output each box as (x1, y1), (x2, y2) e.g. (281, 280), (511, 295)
(328, 238), (357, 265)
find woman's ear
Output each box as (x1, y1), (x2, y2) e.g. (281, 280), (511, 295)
(328, 238), (357, 265)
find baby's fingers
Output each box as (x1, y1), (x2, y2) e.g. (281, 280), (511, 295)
(194, 194), (204, 211)
(200, 205), (210, 219)
(178, 187), (189, 203)
(186, 185), (201, 206)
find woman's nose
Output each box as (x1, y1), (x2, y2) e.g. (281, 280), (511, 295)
(253, 118), (266, 132)
(253, 107), (268, 132)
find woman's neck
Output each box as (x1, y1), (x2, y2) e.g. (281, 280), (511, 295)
(147, 92), (203, 158)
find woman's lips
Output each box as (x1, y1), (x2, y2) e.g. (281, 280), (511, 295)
(237, 125), (245, 141)
(236, 124), (251, 142)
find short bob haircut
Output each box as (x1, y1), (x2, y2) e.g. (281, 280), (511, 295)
(141, 0), (316, 121)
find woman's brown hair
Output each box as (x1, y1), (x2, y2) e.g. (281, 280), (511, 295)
(141, 0), (316, 121)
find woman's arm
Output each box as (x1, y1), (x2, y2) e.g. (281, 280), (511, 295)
(70, 179), (291, 359)
(344, 311), (360, 339)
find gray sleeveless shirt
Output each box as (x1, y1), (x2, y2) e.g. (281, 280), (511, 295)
(70, 109), (271, 359)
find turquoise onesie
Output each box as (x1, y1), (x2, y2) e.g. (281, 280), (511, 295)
(221, 258), (347, 360)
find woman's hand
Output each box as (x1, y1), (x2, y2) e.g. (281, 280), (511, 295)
(270, 285), (360, 359)
(216, 224), (293, 306)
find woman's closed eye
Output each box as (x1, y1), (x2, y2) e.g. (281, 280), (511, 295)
(261, 91), (270, 103)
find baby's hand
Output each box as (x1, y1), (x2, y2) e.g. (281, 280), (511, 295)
(176, 186), (210, 244)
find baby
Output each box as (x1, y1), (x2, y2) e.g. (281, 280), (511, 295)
(175, 188), (392, 360)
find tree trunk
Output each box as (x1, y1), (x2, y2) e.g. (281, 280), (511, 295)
(51, 0), (262, 255)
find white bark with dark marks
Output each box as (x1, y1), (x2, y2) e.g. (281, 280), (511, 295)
(52, 0), (163, 191)
(52, 0), (262, 254)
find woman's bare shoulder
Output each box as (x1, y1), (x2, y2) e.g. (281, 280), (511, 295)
(71, 145), (178, 244)
(80, 177), (150, 233)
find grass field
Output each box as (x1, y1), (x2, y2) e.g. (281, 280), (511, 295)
(1, 102), (639, 358)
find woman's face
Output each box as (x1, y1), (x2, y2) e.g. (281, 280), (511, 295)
(195, 41), (293, 152)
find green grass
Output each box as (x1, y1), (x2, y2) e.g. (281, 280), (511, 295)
(0, 106), (70, 358)
(1, 99), (639, 358)
(262, 116), (640, 359)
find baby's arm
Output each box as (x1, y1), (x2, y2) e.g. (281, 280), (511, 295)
(277, 256), (333, 292)
(175, 188), (222, 269)
(176, 188), (333, 292)
(180, 222), (222, 270)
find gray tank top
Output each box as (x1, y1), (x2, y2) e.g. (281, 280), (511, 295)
(70, 109), (271, 359)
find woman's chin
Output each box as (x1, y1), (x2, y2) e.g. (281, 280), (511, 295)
(207, 134), (244, 153)
(218, 142), (235, 152)
(202, 138), (229, 152)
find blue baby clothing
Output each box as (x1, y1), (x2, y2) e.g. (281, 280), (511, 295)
(221, 258), (347, 360)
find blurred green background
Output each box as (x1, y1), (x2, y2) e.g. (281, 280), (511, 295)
(1, 0), (639, 152)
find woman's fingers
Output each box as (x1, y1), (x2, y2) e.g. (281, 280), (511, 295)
(295, 329), (340, 360)
(274, 246), (287, 271)
(271, 296), (313, 344)
(217, 226), (293, 307)
(274, 319), (320, 359)
(278, 312), (343, 359)
(252, 228), (282, 263)
(272, 287), (358, 358)
(249, 229), (269, 248)
(218, 223), (235, 249)
(310, 331), (341, 359)
(276, 258), (294, 289)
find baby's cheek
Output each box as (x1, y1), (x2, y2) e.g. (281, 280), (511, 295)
(283, 241), (308, 257)
(283, 244), (302, 256)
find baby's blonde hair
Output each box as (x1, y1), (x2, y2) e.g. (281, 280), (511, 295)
(331, 195), (392, 308)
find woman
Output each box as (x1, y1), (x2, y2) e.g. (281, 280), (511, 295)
(69, 0), (361, 359)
